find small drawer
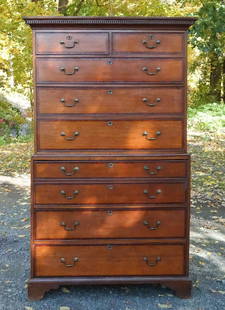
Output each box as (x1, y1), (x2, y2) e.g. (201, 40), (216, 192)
(35, 32), (109, 54)
(36, 58), (184, 83)
(34, 243), (185, 277)
(37, 86), (184, 115)
(33, 160), (187, 179)
(34, 209), (186, 240)
(38, 120), (184, 151)
(34, 181), (187, 205)
(112, 32), (184, 55)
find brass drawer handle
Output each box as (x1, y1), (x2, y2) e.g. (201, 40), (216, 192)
(143, 256), (161, 267)
(144, 165), (161, 175)
(143, 131), (161, 141)
(60, 35), (79, 48)
(143, 220), (161, 230)
(60, 131), (80, 141)
(143, 189), (162, 199)
(60, 257), (79, 267)
(60, 190), (79, 200)
(142, 66), (160, 76)
(60, 98), (79, 107)
(142, 97), (161, 107)
(142, 35), (161, 49)
(60, 221), (80, 231)
(60, 166), (80, 176)
(59, 66), (79, 75)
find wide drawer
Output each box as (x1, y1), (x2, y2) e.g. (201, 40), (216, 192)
(34, 209), (186, 239)
(33, 160), (187, 179)
(112, 32), (184, 55)
(34, 181), (187, 205)
(34, 244), (185, 276)
(38, 120), (184, 151)
(35, 32), (109, 54)
(37, 86), (184, 115)
(36, 58), (184, 83)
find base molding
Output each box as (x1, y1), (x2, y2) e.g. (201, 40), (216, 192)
(28, 276), (192, 300)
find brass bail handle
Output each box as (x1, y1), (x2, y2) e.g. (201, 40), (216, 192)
(142, 97), (161, 107)
(60, 35), (79, 48)
(142, 34), (161, 49)
(143, 188), (162, 199)
(60, 166), (80, 176)
(143, 165), (162, 175)
(60, 97), (79, 107)
(142, 66), (160, 76)
(60, 189), (80, 200)
(60, 131), (80, 141)
(60, 221), (80, 231)
(59, 66), (79, 75)
(60, 257), (79, 267)
(143, 256), (161, 267)
(143, 220), (161, 230)
(142, 130), (161, 141)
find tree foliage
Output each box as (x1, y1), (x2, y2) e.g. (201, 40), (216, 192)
(0, 0), (59, 104)
(64, 0), (176, 17)
(179, 0), (225, 104)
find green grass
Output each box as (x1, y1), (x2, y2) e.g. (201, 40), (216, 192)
(0, 134), (32, 147)
(188, 103), (225, 134)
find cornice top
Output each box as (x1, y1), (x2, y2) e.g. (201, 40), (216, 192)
(23, 16), (197, 28)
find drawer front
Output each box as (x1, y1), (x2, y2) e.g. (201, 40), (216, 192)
(36, 58), (184, 83)
(34, 209), (186, 239)
(34, 244), (185, 276)
(34, 182), (186, 205)
(38, 120), (183, 151)
(37, 87), (184, 115)
(34, 160), (187, 179)
(112, 32), (184, 55)
(36, 32), (109, 54)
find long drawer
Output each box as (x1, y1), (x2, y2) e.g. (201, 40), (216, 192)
(36, 58), (184, 83)
(37, 86), (184, 115)
(34, 244), (185, 276)
(33, 159), (187, 179)
(38, 120), (184, 151)
(34, 209), (186, 239)
(34, 181), (187, 205)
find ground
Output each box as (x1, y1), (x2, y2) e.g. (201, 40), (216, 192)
(0, 117), (225, 310)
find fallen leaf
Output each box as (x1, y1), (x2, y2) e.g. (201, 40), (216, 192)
(199, 261), (205, 265)
(157, 303), (173, 309)
(61, 287), (70, 293)
(60, 307), (71, 310)
(25, 307), (33, 310)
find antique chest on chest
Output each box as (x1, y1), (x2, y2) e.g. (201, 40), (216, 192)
(24, 16), (196, 300)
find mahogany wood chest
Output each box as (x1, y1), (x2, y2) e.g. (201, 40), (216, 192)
(23, 16), (196, 300)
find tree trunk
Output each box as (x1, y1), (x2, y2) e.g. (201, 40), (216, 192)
(223, 58), (225, 103)
(209, 52), (222, 102)
(58, 0), (69, 14)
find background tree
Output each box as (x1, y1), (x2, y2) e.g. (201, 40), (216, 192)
(179, 0), (225, 104)
(0, 0), (59, 108)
